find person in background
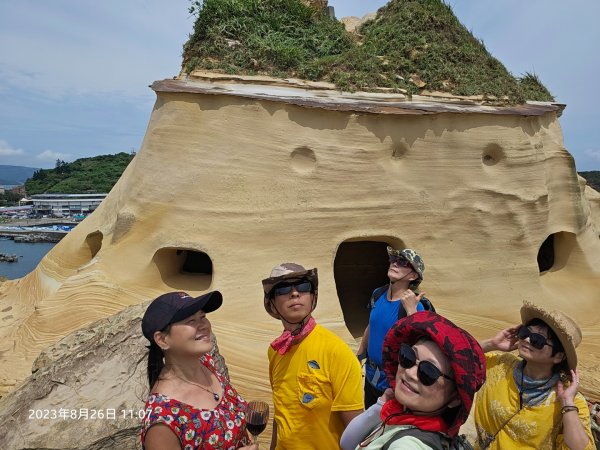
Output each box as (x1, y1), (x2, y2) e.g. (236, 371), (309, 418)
(262, 263), (363, 449)
(356, 246), (435, 408)
(474, 301), (594, 450)
(140, 291), (257, 450)
(341, 311), (486, 450)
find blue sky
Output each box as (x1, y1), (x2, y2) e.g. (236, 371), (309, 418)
(1, 0), (598, 170)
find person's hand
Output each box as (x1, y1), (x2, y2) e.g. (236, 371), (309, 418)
(399, 290), (425, 315)
(381, 388), (394, 403)
(557, 369), (580, 407)
(489, 325), (520, 352)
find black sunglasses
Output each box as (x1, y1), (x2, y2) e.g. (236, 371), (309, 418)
(388, 255), (412, 267)
(518, 326), (553, 349)
(398, 343), (454, 386)
(272, 280), (313, 297)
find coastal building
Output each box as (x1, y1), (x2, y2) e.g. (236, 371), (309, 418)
(9, 186), (26, 196)
(30, 193), (107, 217)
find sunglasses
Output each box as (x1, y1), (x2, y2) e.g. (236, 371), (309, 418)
(518, 326), (553, 349)
(272, 280), (313, 297)
(388, 255), (412, 267)
(398, 343), (454, 386)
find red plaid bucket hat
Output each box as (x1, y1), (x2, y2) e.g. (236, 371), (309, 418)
(382, 311), (486, 437)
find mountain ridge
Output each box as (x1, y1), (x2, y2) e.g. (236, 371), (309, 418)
(0, 165), (39, 185)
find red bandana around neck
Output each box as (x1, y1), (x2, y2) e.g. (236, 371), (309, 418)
(270, 317), (316, 355)
(380, 399), (449, 434)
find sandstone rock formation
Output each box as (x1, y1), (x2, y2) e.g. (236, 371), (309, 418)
(301, 0), (328, 10)
(340, 13), (377, 34)
(1, 72), (599, 408)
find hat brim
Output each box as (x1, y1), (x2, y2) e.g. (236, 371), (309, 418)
(262, 268), (318, 297)
(171, 290), (223, 324)
(386, 246), (423, 287)
(520, 302), (579, 370)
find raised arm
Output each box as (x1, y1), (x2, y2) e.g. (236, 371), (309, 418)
(556, 369), (592, 450)
(479, 325), (520, 353)
(399, 289), (426, 316)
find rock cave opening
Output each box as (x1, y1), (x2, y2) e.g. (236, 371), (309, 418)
(153, 248), (213, 291)
(179, 249), (213, 275)
(537, 234), (555, 272)
(537, 231), (577, 273)
(333, 238), (404, 338)
(85, 231), (103, 259)
(482, 143), (505, 166)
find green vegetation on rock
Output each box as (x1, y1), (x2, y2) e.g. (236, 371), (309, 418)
(579, 171), (600, 192)
(183, 0), (554, 104)
(24, 153), (134, 195)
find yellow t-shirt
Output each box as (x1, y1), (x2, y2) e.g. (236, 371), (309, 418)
(268, 324), (363, 450)
(474, 352), (594, 450)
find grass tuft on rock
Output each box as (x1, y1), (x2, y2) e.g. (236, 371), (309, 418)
(182, 0), (554, 104)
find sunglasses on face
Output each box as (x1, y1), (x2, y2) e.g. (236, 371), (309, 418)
(272, 280), (313, 297)
(388, 255), (412, 267)
(518, 326), (553, 349)
(398, 343), (454, 386)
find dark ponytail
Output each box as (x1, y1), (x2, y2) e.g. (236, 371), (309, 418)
(147, 342), (165, 391)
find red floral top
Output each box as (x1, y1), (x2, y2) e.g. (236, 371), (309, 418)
(141, 355), (249, 450)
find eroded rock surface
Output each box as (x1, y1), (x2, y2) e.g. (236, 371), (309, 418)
(0, 75), (598, 409)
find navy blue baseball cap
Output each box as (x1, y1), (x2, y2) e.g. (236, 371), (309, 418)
(142, 291), (223, 341)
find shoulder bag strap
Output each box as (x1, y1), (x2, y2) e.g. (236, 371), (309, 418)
(381, 427), (444, 450)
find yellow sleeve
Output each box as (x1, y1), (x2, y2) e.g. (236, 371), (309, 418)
(329, 339), (364, 412)
(485, 351), (518, 370)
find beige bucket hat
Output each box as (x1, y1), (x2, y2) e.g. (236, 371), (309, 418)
(520, 301), (582, 370)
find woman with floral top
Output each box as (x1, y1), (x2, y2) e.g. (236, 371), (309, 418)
(140, 290), (258, 450)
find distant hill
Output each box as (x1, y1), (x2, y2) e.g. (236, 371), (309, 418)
(24, 153), (135, 195)
(579, 171), (600, 192)
(0, 165), (39, 185)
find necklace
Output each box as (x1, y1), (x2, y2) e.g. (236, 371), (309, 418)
(171, 373), (220, 402)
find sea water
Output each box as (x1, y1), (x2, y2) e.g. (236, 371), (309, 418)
(0, 239), (56, 279)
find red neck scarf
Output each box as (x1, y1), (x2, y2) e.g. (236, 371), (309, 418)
(380, 399), (449, 433)
(270, 317), (316, 355)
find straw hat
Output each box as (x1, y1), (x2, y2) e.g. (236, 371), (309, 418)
(520, 301), (582, 370)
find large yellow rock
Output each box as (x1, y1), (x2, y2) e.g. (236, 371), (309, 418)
(0, 75), (599, 404)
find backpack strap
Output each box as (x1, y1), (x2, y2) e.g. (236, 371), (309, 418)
(381, 427), (444, 450)
(369, 285), (437, 317)
(368, 284), (389, 309)
(395, 294), (436, 320)
(419, 295), (436, 313)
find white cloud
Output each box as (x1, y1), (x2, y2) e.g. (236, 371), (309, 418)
(35, 150), (72, 162)
(0, 139), (24, 156)
(584, 149), (600, 163)
(0, 0), (192, 101)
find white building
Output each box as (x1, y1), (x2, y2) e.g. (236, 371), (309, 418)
(30, 193), (107, 217)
